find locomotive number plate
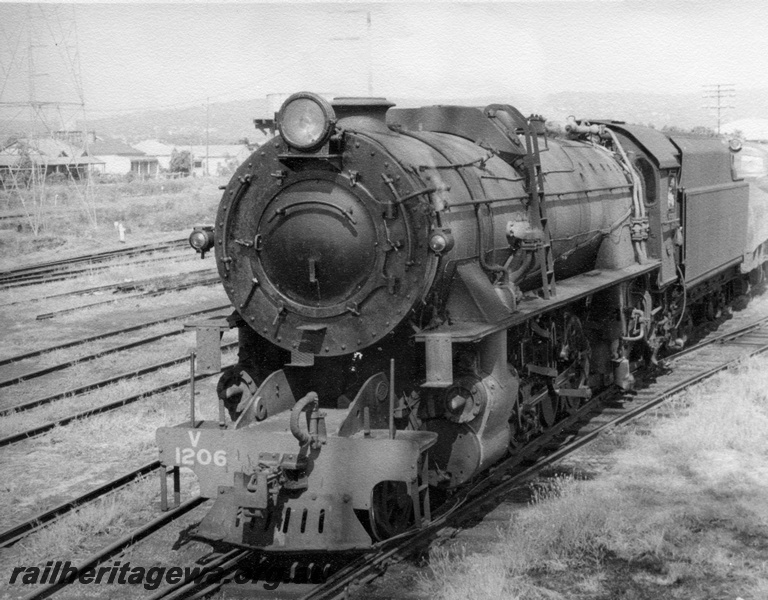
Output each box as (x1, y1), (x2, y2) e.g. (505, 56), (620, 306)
(174, 430), (227, 467)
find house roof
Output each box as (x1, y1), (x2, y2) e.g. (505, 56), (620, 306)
(131, 141), (251, 160)
(133, 140), (175, 156)
(184, 145), (250, 159)
(0, 137), (104, 166)
(1, 137), (86, 158)
(90, 138), (145, 157)
(0, 155), (104, 167)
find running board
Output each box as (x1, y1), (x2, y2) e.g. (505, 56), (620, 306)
(415, 261), (659, 344)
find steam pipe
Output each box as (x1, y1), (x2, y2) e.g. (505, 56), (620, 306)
(503, 251), (533, 285)
(565, 116), (601, 136)
(604, 128), (649, 264)
(290, 392), (319, 446)
(477, 205), (505, 273)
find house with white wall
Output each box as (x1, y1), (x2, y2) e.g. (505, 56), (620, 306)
(133, 140), (175, 171)
(184, 144), (252, 176)
(90, 138), (158, 177)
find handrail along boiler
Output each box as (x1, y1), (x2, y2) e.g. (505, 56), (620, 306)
(158, 92), (768, 553)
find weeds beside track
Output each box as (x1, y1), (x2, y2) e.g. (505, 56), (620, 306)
(0, 239), (187, 286)
(0, 341), (236, 447)
(0, 303), (229, 368)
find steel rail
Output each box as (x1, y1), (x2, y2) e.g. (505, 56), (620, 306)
(0, 345), (236, 447)
(146, 549), (253, 600)
(669, 313), (768, 360)
(0, 461), (161, 548)
(18, 496), (206, 600)
(0, 238), (186, 280)
(0, 249), (186, 286)
(0, 279), (140, 307)
(0, 239), (185, 275)
(0, 303), (229, 368)
(0, 268), (218, 308)
(3, 354), (194, 415)
(0, 212), (26, 221)
(0, 329), (187, 388)
(34, 276), (220, 320)
(0, 251), (196, 288)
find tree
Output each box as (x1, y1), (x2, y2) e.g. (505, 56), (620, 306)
(169, 149), (192, 175)
(689, 125), (717, 137)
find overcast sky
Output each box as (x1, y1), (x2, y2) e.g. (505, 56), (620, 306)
(1, 1), (767, 117)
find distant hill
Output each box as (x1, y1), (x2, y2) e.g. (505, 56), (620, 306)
(539, 89), (768, 131)
(84, 98), (270, 146)
(23, 88), (764, 146)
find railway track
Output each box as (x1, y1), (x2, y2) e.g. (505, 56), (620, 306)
(0, 315), (225, 389)
(34, 274), (219, 320)
(1, 251), (199, 289)
(0, 212), (26, 222)
(17, 497), (206, 600)
(8, 310), (766, 599)
(0, 302), (229, 368)
(0, 342), (237, 447)
(0, 239), (187, 285)
(0, 269), (218, 309)
(2, 349), (212, 416)
(0, 461), (162, 549)
(151, 312), (768, 600)
(0, 349), (238, 548)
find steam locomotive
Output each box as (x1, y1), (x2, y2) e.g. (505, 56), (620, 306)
(157, 92), (768, 553)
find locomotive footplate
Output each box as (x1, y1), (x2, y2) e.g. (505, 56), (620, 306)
(157, 411), (437, 552)
(417, 260), (661, 344)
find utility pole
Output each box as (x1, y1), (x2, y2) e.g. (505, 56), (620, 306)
(702, 84), (735, 135)
(205, 97), (210, 176)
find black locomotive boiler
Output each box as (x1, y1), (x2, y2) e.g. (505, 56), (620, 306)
(158, 92), (768, 552)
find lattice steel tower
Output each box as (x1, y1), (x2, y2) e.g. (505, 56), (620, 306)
(0, 4), (89, 145)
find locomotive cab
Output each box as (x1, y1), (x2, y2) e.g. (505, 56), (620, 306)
(591, 121), (683, 288)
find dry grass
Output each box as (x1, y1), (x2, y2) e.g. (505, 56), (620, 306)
(0, 175), (226, 272)
(0, 176), (232, 598)
(423, 354), (768, 600)
(0, 470), (200, 581)
(0, 330), (236, 434)
(0, 323), (232, 410)
(0, 251), (214, 310)
(0, 347), (234, 529)
(0, 285), (227, 362)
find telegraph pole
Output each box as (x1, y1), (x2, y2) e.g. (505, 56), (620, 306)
(702, 84), (735, 135)
(205, 97), (210, 176)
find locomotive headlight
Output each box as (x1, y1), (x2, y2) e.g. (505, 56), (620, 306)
(277, 92), (336, 152)
(189, 226), (215, 259)
(429, 229), (454, 254)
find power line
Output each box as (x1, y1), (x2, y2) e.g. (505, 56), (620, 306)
(83, 54), (312, 116)
(702, 83), (735, 135)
